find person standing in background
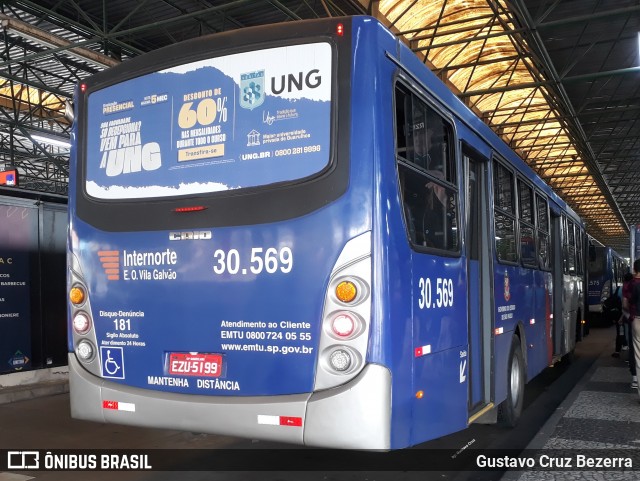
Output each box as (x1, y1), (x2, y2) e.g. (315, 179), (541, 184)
(610, 279), (626, 358)
(620, 272), (635, 386)
(624, 259), (640, 394)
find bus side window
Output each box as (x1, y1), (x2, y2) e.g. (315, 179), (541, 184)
(396, 92), (409, 160)
(536, 194), (550, 270)
(399, 170), (417, 244)
(493, 160), (517, 263)
(395, 83), (459, 252)
(562, 216), (576, 275)
(397, 167), (459, 251)
(576, 228), (584, 276)
(404, 203), (417, 244)
(517, 178), (537, 268)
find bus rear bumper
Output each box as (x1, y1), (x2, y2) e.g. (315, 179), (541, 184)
(69, 355), (391, 449)
(305, 363), (391, 449)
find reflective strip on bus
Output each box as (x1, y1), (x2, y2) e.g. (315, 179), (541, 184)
(257, 415), (302, 427)
(414, 345), (431, 357)
(102, 400), (135, 412)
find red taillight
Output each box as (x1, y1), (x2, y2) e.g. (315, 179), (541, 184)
(331, 313), (355, 337)
(173, 206), (207, 213)
(73, 312), (91, 334)
(336, 23), (344, 36)
(80, 83), (87, 92)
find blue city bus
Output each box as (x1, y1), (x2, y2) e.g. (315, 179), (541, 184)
(587, 243), (627, 323)
(68, 16), (585, 450)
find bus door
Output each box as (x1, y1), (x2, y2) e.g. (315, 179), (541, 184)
(463, 148), (493, 414)
(551, 211), (564, 357)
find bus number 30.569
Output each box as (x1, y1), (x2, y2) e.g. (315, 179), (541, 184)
(213, 247), (293, 275)
(418, 277), (454, 309)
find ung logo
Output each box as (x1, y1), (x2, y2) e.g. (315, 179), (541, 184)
(271, 69), (322, 94)
(240, 70), (265, 110)
(100, 143), (162, 177)
(98, 118), (162, 177)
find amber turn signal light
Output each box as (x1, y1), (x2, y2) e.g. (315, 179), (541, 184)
(335, 280), (357, 303)
(69, 286), (85, 305)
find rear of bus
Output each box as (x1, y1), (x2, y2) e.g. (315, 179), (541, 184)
(587, 245), (611, 319)
(67, 18), (392, 449)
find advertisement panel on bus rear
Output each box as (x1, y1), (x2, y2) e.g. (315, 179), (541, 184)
(85, 43), (332, 199)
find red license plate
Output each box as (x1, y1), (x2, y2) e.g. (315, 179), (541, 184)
(168, 353), (223, 377)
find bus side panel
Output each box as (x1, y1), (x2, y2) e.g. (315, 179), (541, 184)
(410, 256), (469, 446)
(493, 264), (551, 403)
(587, 246), (608, 315)
(523, 269), (551, 379)
(562, 273), (580, 354)
(359, 18), (415, 449)
(388, 27), (469, 446)
(468, 260), (482, 405)
(493, 333), (510, 408)
(493, 265), (527, 404)
(379, 214), (415, 449)
(375, 212), (414, 450)
(375, 142), (469, 448)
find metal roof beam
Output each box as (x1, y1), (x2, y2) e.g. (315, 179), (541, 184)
(459, 81), (549, 98)
(563, 66), (640, 83)
(14, 0), (143, 55)
(510, 0), (628, 234)
(536, 5), (640, 29)
(410, 16), (505, 42)
(0, 13), (118, 67)
(0, 70), (70, 99)
(396, 12), (495, 35)
(267, 0), (303, 20)
(413, 27), (528, 52)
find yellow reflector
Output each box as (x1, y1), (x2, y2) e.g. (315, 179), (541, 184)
(416, 390), (424, 399)
(335, 281), (357, 303)
(69, 286), (85, 305)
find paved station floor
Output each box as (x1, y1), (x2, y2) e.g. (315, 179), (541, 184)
(501, 324), (640, 481)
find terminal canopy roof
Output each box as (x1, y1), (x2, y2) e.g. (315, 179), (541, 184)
(0, 0), (637, 254)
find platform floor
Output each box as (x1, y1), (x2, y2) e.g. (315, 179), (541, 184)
(501, 324), (640, 481)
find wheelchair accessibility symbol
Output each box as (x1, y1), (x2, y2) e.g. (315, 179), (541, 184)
(100, 346), (125, 379)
